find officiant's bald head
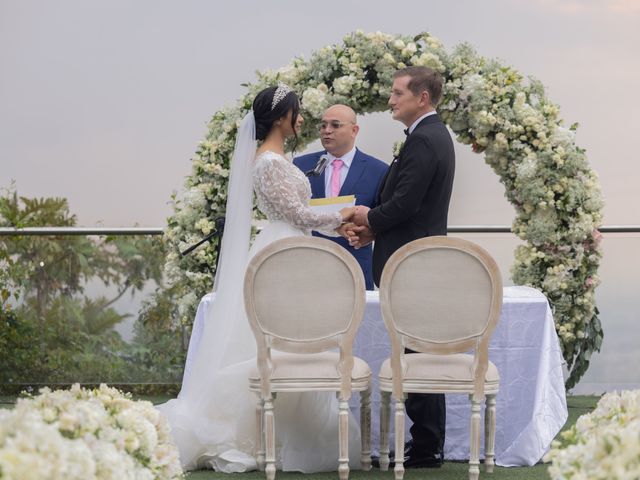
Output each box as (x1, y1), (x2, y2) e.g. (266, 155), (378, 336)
(320, 104), (359, 158)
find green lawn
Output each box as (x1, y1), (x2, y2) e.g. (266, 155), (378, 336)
(183, 396), (596, 480)
(0, 394), (596, 479)
(185, 463), (551, 480)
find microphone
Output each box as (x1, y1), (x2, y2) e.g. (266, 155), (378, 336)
(305, 154), (330, 177)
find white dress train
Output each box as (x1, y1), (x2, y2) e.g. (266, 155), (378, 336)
(158, 151), (362, 473)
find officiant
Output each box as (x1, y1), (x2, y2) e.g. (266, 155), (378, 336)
(294, 104), (388, 290)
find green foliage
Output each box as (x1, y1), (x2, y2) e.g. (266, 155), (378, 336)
(564, 308), (604, 390)
(0, 308), (47, 383)
(0, 184), (184, 387)
(130, 280), (187, 382)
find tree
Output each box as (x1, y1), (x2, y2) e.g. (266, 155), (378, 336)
(0, 185), (173, 386)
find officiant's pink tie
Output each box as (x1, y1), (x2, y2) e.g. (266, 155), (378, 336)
(330, 159), (344, 197)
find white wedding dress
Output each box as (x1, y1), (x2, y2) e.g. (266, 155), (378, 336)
(158, 151), (362, 473)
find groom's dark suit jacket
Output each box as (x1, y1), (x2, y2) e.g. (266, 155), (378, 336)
(294, 148), (388, 290)
(367, 112), (455, 458)
(368, 113), (455, 286)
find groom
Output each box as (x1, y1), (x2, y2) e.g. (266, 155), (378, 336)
(348, 66), (456, 468)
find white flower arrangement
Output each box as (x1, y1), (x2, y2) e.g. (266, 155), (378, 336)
(164, 30), (603, 388)
(0, 384), (183, 480)
(547, 390), (640, 479)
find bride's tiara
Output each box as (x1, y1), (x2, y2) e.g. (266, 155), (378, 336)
(271, 83), (293, 110)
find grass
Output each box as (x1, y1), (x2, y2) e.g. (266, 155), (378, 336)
(0, 393), (175, 410)
(0, 393), (597, 479)
(185, 464), (551, 480)
(0, 396), (16, 410)
(182, 396), (598, 480)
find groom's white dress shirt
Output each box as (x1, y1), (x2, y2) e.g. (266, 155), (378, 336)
(407, 110), (437, 135)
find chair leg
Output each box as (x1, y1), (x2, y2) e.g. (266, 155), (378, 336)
(469, 394), (481, 480)
(393, 396), (405, 480)
(264, 395), (276, 480)
(360, 387), (372, 471)
(255, 395), (265, 471)
(379, 391), (391, 471)
(485, 394), (496, 473)
(338, 394), (350, 480)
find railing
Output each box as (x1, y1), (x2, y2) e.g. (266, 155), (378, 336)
(2, 225), (640, 235)
(0, 227), (165, 236)
(2, 225), (639, 393)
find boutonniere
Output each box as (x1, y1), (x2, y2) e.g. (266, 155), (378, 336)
(392, 140), (405, 159)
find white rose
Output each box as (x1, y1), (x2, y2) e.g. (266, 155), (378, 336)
(301, 87), (327, 118)
(333, 75), (356, 95)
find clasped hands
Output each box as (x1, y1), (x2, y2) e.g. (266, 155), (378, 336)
(336, 206), (375, 249)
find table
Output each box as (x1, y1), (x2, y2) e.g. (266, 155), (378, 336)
(352, 286), (567, 466)
(187, 286), (567, 466)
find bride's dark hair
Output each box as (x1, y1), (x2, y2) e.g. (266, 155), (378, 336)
(252, 86), (300, 151)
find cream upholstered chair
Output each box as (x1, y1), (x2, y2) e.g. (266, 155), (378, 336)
(377, 236), (503, 480)
(244, 236), (372, 480)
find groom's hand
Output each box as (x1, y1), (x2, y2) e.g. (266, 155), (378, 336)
(347, 224), (375, 249)
(351, 205), (370, 227)
(339, 206), (356, 222)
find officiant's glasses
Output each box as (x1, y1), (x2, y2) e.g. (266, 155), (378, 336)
(318, 120), (355, 131)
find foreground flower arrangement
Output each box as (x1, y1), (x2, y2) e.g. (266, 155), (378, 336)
(0, 384), (183, 480)
(164, 30), (603, 388)
(547, 390), (640, 479)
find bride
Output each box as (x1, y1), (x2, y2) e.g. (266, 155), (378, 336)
(158, 84), (360, 473)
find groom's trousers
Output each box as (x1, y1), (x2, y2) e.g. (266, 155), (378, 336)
(404, 348), (446, 457)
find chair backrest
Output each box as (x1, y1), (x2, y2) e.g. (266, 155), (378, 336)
(379, 236), (503, 398)
(244, 236), (366, 394)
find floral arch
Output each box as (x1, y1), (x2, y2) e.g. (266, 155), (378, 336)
(164, 31), (603, 388)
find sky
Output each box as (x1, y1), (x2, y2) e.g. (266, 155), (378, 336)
(1, 0), (639, 391)
(1, 0), (639, 227)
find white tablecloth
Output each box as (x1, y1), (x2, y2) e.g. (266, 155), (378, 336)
(351, 286), (567, 466)
(185, 285), (567, 467)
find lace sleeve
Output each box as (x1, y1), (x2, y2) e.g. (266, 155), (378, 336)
(255, 155), (342, 235)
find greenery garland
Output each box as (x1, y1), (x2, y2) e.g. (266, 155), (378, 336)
(164, 31), (603, 389)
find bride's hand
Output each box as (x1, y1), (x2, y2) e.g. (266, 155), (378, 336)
(340, 207), (355, 222)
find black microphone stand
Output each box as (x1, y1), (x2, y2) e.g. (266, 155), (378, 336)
(305, 155), (329, 177)
(180, 216), (226, 276)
